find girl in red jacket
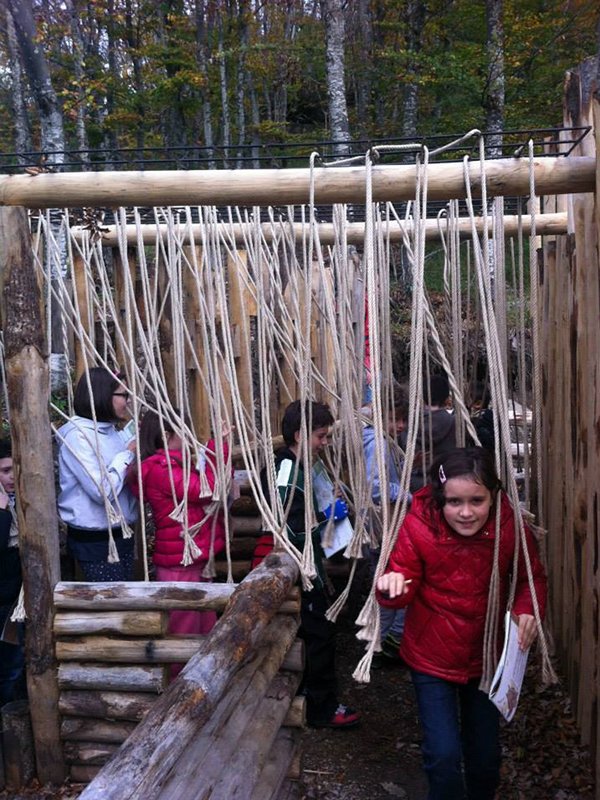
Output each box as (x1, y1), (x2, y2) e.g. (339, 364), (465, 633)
(130, 411), (230, 646)
(377, 447), (546, 800)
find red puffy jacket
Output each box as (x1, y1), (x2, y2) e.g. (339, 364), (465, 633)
(129, 442), (229, 568)
(377, 486), (547, 683)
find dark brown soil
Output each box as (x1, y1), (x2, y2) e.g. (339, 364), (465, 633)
(297, 571), (595, 800)
(0, 571), (593, 800)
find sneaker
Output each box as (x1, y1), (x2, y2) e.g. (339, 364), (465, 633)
(310, 704), (361, 729)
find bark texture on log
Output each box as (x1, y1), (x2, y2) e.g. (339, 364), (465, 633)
(63, 741), (119, 766)
(61, 717), (137, 744)
(0, 158), (593, 208)
(54, 611), (168, 637)
(58, 691), (156, 722)
(0, 206), (65, 783)
(56, 636), (207, 664)
(54, 580), (236, 611)
(159, 619), (300, 799)
(54, 580), (299, 614)
(79, 553), (298, 800)
(58, 663), (166, 693)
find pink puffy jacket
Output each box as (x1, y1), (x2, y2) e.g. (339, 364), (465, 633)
(129, 442), (229, 568)
(377, 486), (547, 683)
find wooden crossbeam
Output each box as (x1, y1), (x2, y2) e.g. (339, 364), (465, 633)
(0, 157), (594, 208)
(70, 211), (569, 246)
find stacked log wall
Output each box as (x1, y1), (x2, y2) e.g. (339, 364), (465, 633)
(54, 555), (303, 798)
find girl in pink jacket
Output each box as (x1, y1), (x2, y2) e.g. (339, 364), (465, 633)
(129, 411), (230, 645)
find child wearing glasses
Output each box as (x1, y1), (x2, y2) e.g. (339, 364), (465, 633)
(56, 367), (138, 581)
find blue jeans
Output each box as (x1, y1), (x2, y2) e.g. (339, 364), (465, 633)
(411, 670), (500, 800)
(380, 607), (405, 641)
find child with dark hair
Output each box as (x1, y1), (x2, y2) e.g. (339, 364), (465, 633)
(0, 437), (26, 705)
(128, 411), (230, 651)
(377, 447), (547, 799)
(469, 382), (496, 452)
(406, 372), (456, 492)
(57, 367), (138, 581)
(254, 399), (360, 729)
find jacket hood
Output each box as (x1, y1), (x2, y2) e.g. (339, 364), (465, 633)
(424, 408), (455, 444)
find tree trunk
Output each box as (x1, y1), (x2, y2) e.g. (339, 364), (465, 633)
(125, 0), (146, 153)
(195, 0), (216, 168)
(104, 0), (119, 164)
(8, 0), (65, 167)
(64, 0), (90, 167)
(0, 207), (65, 784)
(218, 17), (231, 168)
(354, 0), (373, 137)
(5, 8), (32, 163)
(235, 0), (249, 168)
(485, 0), (505, 158)
(402, 0), (427, 141)
(321, 0), (350, 156)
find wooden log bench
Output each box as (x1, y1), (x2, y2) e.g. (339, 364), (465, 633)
(54, 553), (303, 799)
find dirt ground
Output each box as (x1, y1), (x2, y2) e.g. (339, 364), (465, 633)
(297, 571), (595, 800)
(0, 570), (594, 800)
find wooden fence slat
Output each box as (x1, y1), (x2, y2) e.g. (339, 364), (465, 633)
(54, 611), (168, 637)
(58, 664), (166, 693)
(54, 581), (299, 614)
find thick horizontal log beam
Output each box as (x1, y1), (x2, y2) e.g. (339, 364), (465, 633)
(58, 664), (166, 693)
(58, 690), (156, 721)
(61, 717), (137, 743)
(54, 611), (168, 637)
(73, 211), (569, 247)
(0, 158), (594, 209)
(63, 741), (118, 766)
(56, 636), (206, 664)
(54, 581), (300, 614)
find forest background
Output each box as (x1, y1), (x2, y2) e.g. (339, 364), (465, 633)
(1, 0), (599, 172)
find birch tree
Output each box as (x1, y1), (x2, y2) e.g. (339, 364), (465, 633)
(8, 0), (65, 167)
(485, 0), (504, 157)
(402, 0), (427, 140)
(4, 7), (32, 163)
(195, 0), (216, 167)
(321, 0), (350, 156)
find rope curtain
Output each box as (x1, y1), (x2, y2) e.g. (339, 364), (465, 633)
(22, 134), (552, 682)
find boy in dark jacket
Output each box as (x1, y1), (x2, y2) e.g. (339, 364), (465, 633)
(255, 400), (360, 728)
(0, 438), (26, 706)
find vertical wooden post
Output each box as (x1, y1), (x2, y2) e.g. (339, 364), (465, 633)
(72, 252), (94, 381)
(112, 246), (137, 373)
(0, 206), (66, 783)
(183, 245), (211, 441)
(157, 252), (177, 403)
(227, 250), (256, 422)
